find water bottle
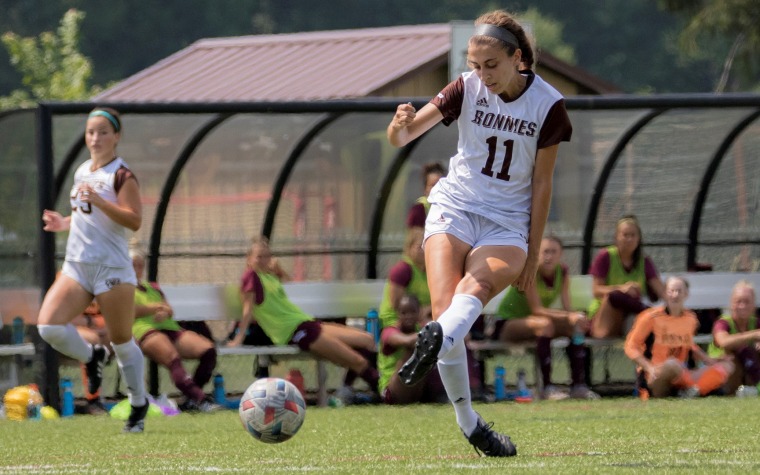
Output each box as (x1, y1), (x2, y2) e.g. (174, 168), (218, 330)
(571, 313), (586, 345)
(366, 308), (380, 345)
(213, 373), (226, 404)
(493, 366), (506, 401)
(12, 316), (24, 345)
(515, 368), (533, 403)
(61, 378), (75, 417)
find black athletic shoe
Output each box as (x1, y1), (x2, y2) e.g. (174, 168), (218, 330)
(123, 403), (149, 433)
(398, 321), (443, 386)
(465, 415), (517, 457)
(85, 344), (108, 396)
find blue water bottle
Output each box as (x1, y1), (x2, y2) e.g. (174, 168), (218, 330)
(366, 308), (380, 345)
(12, 316), (24, 345)
(61, 378), (75, 417)
(494, 366), (506, 401)
(213, 373), (226, 405)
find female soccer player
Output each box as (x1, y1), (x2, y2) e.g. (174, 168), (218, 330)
(387, 10), (572, 457)
(39, 107), (149, 432)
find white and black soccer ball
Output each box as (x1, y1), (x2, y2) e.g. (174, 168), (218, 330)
(239, 377), (306, 443)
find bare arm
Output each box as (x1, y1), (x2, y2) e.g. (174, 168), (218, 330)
(78, 177), (142, 231)
(524, 280), (586, 324)
(592, 277), (641, 300)
(514, 145), (557, 292)
(228, 291), (255, 347)
(384, 330), (418, 350)
(387, 103), (443, 147)
(41, 210), (71, 232)
(713, 327), (760, 352)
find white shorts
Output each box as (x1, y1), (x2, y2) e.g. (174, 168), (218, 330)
(424, 203), (529, 253)
(62, 261), (137, 296)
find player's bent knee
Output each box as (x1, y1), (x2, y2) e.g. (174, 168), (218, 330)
(37, 324), (68, 346)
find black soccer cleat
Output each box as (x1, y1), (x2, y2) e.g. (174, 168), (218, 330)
(123, 402), (149, 433)
(465, 415), (517, 457)
(85, 344), (108, 396)
(398, 321), (443, 386)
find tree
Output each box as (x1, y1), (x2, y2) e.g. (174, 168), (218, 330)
(658, 0), (760, 91)
(0, 9), (100, 110)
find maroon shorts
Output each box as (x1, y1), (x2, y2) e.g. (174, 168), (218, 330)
(139, 328), (183, 345)
(288, 320), (322, 350)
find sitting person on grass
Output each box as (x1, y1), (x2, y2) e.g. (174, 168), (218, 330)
(625, 275), (733, 399)
(131, 250), (221, 412)
(708, 280), (760, 396)
(227, 237), (380, 403)
(379, 294), (448, 404)
(493, 235), (598, 400)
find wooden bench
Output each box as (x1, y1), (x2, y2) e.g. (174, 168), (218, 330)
(161, 280), (386, 406)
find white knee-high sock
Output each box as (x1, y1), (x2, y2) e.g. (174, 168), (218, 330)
(437, 294), (483, 358)
(37, 324), (92, 362)
(438, 339), (478, 436)
(112, 339), (147, 407)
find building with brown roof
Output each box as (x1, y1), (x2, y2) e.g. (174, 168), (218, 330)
(95, 23), (618, 103)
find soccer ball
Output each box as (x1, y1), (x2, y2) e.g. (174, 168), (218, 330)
(239, 377), (306, 443)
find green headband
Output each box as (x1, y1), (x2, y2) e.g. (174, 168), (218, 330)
(89, 110), (121, 132)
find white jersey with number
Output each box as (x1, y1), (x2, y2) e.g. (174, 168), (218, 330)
(66, 157), (135, 267)
(428, 70), (571, 238)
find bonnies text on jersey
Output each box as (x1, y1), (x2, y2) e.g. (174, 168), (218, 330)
(471, 110), (537, 137)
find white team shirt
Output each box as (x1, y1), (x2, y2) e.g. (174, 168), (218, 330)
(66, 157), (135, 267)
(429, 70), (571, 238)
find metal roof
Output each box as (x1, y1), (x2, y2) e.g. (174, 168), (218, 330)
(95, 24), (452, 102)
(94, 23), (618, 103)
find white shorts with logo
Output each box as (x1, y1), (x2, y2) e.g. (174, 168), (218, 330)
(62, 261), (137, 296)
(424, 203), (529, 253)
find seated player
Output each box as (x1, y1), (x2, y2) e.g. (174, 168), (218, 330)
(625, 276), (734, 398)
(131, 250), (221, 412)
(379, 227), (430, 329)
(379, 295), (447, 404)
(708, 280), (760, 395)
(228, 237), (380, 400)
(493, 236), (598, 400)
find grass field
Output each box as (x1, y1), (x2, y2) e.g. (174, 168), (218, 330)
(2, 397), (760, 474)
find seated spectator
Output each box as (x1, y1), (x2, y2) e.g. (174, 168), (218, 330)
(130, 250), (221, 412)
(625, 276), (733, 398)
(228, 237), (380, 401)
(379, 228), (430, 329)
(589, 215), (665, 338)
(405, 161), (446, 229)
(708, 280), (760, 395)
(379, 294), (447, 404)
(71, 300), (111, 414)
(494, 236), (598, 400)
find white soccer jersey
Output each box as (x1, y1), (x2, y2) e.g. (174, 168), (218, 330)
(66, 157), (136, 267)
(429, 70), (571, 238)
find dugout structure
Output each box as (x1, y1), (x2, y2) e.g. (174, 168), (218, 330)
(0, 94), (758, 405)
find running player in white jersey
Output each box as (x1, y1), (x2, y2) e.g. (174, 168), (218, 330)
(38, 107), (149, 433)
(387, 10), (572, 457)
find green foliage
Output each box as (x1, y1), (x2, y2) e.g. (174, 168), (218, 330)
(519, 8), (576, 64)
(2, 398), (760, 473)
(657, 0), (760, 91)
(0, 9), (98, 110)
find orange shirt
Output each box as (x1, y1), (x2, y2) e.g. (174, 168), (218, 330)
(624, 306), (699, 366)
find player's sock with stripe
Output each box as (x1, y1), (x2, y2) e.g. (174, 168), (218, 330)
(112, 339), (147, 407)
(436, 294), (483, 359)
(438, 339), (478, 436)
(38, 324), (92, 361)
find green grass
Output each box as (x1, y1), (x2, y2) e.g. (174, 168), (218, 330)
(2, 397), (760, 474)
